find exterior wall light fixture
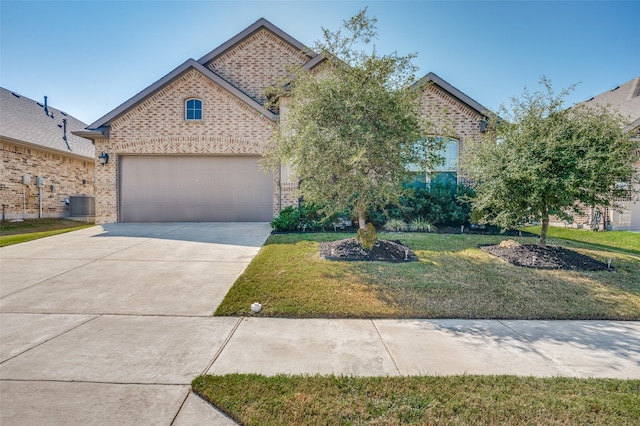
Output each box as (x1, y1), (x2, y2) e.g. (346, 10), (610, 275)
(98, 151), (109, 166)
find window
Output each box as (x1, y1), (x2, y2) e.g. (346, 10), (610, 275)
(185, 98), (202, 120)
(409, 137), (459, 184)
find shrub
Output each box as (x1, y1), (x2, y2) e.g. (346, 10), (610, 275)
(356, 223), (378, 250)
(409, 216), (436, 232)
(270, 206), (300, 232)
(384, 218), (409, 232)
(382, 180), (474, 227)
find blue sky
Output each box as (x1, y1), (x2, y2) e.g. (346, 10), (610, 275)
(1, 0), (639, 125)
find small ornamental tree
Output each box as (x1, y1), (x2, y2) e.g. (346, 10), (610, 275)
(464, 77), (640, 246)
(264, 9), (445, 229)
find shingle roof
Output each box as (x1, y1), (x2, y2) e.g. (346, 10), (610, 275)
(0, 87), (94, 159)
(581, 77), (640, 128)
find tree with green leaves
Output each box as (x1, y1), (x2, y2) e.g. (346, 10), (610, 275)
(264, 9), (445, 229)
(464, 77), (640, 246)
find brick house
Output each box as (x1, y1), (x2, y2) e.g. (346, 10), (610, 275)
(0, 88), (94, 220)
(77, 18), (488, 224)
(549, 77), (640, 231)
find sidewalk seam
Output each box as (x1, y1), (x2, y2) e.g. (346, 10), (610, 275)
(371, 319), (402, 376)
(201, 317), (244, 375)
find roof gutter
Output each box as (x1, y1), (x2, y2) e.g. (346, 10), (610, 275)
(72, 127), (109, 142)
(0, 135), (94, 161)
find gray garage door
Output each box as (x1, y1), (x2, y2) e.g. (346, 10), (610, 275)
(120, 155), (273, 222)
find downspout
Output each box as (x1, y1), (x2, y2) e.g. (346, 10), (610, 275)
(278, 161), (282, 213)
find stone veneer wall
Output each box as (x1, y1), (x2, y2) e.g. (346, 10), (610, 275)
(205, 29), (311, 106)
(417, 83), (484, 182)
(94, 69), (277, 224)
(1, 139), (94, 219)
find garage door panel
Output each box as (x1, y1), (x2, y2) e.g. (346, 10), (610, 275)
(120, 156), (273, 222)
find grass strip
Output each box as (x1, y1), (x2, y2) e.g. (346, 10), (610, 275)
(0, 224), (95, 247)
(193, 374), (639, 425)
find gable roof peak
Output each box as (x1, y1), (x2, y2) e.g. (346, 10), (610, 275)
(414, 72), (489, 117)
(86, 58), (277, 130)
(198, 17), (316, 66)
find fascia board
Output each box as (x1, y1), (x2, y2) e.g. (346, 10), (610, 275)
(198, 18), (316, 65)
(413, 72), (490, 117)
(88, 59), (277, 129)
(1, 135), (94, 161)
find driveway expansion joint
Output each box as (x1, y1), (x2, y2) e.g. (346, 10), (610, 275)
(0, 315), (100, 365)
(201, 316), (244, 375)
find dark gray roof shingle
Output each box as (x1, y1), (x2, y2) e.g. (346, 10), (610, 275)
(0, 87), (94, 159)
(581, 77), (640, 128)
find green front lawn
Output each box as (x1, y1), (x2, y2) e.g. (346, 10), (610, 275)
(0, 218), (95, 247)
(193, 374), (639, 425)
(525, 225), (640, 256)
(215, 231), (640, 319)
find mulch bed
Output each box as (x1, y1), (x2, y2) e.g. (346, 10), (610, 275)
(319, 237), (613, 271)
(319, 238), (417, 262)
(480, 241), (614, 271)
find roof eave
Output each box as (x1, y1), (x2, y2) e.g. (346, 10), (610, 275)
(198, 18), (316, 65)
(413, 72), (490, 117)
(72, 128), (109, 141)
(88, 59), (277, 130)
(0, 135), (94, 161)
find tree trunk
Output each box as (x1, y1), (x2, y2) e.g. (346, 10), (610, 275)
(540, 207), (549, 247)
(357, 207), (367, 230)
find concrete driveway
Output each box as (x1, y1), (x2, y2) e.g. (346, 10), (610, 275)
(1, 222), (271, 425)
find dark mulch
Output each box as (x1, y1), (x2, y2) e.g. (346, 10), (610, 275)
(319, 238), (418, 262)
(481, 242), (614, 271)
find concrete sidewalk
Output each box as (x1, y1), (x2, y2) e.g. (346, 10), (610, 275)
(207, 318), (640, 379)
(1, 223), (639, 425)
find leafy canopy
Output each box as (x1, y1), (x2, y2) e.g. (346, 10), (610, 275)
(264, 9), (445, 228)
(464, 77), (639, 246)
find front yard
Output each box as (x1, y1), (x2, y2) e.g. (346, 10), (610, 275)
(215, 230), (640, 320)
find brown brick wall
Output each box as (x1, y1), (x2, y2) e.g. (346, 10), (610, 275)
(1, 139), (94, 219)
(417, 84), (484, 182)
(205, 29), (310, 106)
(96, 69), (278, 223)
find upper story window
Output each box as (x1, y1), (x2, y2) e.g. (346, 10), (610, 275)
(185, 98), (202, 120)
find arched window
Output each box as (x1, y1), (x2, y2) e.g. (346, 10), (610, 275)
(185, 98), (202, 120)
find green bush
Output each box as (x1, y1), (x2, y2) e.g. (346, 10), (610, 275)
(271, 203), (344, 232)
(383, 218), (409, 232)
(270, 206), (300, 232)
(409, 216), (436, 232)
(384, 181), (474, 227)
(356, 223), (378, 250)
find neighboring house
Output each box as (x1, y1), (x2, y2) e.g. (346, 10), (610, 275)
(76, 18), (489, 224)
(0, 88), (94, 220)
(551, 77), (640, 231)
